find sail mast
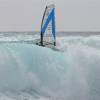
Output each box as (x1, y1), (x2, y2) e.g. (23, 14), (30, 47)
(40, 6), (47, 46)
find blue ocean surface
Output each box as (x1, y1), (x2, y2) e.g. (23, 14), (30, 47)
(0, 32), (100, 100)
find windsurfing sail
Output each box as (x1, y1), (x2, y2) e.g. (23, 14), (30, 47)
(40, 4), (56, 46)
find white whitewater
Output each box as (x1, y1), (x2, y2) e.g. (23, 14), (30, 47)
(0, 35), (100, 100)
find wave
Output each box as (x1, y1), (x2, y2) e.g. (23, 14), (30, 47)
(0, 35), (100, 100)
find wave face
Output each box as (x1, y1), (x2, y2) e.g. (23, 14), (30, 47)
(0, 34), (100, 100)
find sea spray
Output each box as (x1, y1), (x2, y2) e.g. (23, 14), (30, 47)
(0, 35), (100, 100)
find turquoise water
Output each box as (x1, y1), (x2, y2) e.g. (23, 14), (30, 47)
(0, 34), (100, 100)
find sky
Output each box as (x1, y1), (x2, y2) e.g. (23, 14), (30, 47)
(0, 0), (100, 32)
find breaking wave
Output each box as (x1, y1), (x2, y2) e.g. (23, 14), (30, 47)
(0, 35), (100, 100)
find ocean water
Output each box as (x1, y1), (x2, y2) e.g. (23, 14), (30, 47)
(0, 32), (100, 100)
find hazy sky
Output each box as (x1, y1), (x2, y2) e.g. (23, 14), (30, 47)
(0, 0), (100, 32)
